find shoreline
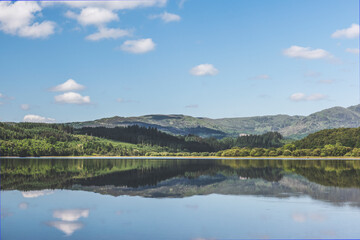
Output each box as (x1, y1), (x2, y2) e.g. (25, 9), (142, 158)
(1, 156), (360, 160)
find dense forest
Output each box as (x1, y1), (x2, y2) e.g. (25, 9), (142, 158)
(76, 126), (215, 152)
(218, 127), (360, 157)
(0, 122), (359, 157)
(294, 127), (360, 149)
(77, 126), (285, 150)
(0, 123), (169, 157)
(234, 132), (283, 148)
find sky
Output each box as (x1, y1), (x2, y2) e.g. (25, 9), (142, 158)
(0, 0), (359, 123)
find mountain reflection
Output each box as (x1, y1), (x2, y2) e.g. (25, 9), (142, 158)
(1, 158), (360, 207)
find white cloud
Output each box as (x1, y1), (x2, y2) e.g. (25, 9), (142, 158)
(290, 93), (306, 101)
(150, 12), (181, 23)
(190, 64), (219, 76)
(318, 79), (334, 84)
(0, 92), (14, 101)
(66, 7), (118, 26)
(331, 24), (359, 39)
(346, 48), (359, 54)
(179, 0), (187, 8)
(50, 79), (85, 92)
(290, 93), (327, 102)
(1, 0), (168, 39)
(120, 38), (155, 54)
(306, 93), (327, 101)
(47, 221), (84, 236)
(21, 190), (54, 198)
(23, 115), (55, 123)
(283, 46), (332, 59)
(86, 27), (131, 41)
(53, 209), (89, 222)
(60, 0), (167, 40)
(250, 74), (270, 80)
(47, 0), (167, 11)
(0, 1), (55, 38)
(54, 92), (91, 104)
(21, 104), (30, 110)
(17, 21), (55, 38)
(185, 104), (199, 108)
(117, 98), (138, 103)
(304, 71), (321, 78)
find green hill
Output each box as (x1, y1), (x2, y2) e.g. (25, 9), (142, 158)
(70, 104), (360, 139)
(0, 122), (167, 157)
(294, 127), (360, 149)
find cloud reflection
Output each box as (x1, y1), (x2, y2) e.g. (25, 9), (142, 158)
(47, 221), (84, 236)
(18, 202), (29, 210)
(1, 208), (13, 218)
(47, 209), (90, 236)
(192, 238), (217, 240)
(21, 190), (54, 198)
(53, 209), (89, 222)
(292, 212), (326, 223)
(185, 204), (199, 210)
(292, 213), (306, 223)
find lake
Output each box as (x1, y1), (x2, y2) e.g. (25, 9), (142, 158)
(1, 158), (360, 239)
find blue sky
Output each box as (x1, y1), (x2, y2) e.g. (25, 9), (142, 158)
(0, 0), (359, 123)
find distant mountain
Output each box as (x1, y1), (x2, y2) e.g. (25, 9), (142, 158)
(70, 104), (360, 139)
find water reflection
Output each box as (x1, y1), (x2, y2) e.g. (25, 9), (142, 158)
(0, 208), (13, 219)
(18, 202), (28, 210)
(53, 209), (90, 222)
(2, 188), (360, 239)
(1, 158), (360, 207)
(47, 221), (84, 236)
(21, 190), (54, 198)
(46, 208), (90, 236)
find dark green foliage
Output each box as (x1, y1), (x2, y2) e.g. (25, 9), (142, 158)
(294, 127), (360, 149)
(1, 122), (360, 157)
(0, 122), (74, 141)
(0, 123), (165, 157)
(217, 127), (360, 157)
(76, 126), (215, 152)
(235, 132), (283, 148)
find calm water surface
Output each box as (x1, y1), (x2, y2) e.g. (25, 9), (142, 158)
(1, 158), (360, 239)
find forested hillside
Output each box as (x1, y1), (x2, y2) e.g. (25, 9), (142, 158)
(217, 127), (360, 158)
(294, 127), (360, 149)
(76, 126), (215, 152)
(0, 123), (167, 157)
(70, 104), (360, 139)
(1, 122), (360, 157)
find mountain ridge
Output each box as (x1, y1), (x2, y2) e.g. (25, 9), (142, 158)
(70, 104), (360, 139)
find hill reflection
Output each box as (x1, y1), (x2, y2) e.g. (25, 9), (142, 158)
(1, 158), (360, 206)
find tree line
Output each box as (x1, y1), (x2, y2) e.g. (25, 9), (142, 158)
(76, 126), (284, 151)
(294, 127), (360, 149)
(1, 122), (360, 157)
